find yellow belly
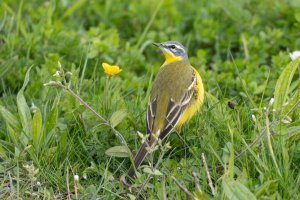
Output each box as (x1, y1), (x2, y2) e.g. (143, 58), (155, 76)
(176, 68), (204, 129)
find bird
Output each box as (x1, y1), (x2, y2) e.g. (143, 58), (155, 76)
(127, 41), (204, 178)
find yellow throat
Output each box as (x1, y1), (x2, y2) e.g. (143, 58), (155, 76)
(163, 49), (183, 64)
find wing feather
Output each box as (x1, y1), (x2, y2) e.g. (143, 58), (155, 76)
(159, 72), (196, 140)
(146, 97), (157, 134)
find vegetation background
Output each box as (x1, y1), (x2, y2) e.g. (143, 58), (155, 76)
(1, 0), (300, 199)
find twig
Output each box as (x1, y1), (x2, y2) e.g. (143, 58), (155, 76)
(201, 153), (215, 196)
(64, 86), (128, 145)
(171, 176), (196, 200)
(46, 79), (130, 148)
(46, 81), (136, 166)
(66, 86), (108, 125)
(192, 172), (202, 194)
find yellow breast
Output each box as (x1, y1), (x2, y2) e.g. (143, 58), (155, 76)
(176, 67), (204, 129)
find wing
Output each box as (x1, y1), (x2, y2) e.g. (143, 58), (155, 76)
(158, 72), (196, 139)
(146, 70), (197, 139)
(146, 97), (157, 134)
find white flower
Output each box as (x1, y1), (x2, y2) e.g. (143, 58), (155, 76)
(37, 181), (41, 186)
(23, 164), (29, 169)
(30, 102), (37, 113)
(289, 51), (300, 60)
(269, 98), (274, 106)
(251, 114), (256, 122)
(43, 81), (60, 86)
(165, 142), (171, 149)
(281, 119), (291, 124)
(137, 131), (148, 144)
(137, 131), (144, 139)
(74, 175), (79, 181)
(53, 71), (61, 77)
(263, 107), (267, 110)
(281, 116), (292, 124)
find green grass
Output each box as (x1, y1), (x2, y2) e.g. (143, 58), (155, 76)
(1, 0), (300, 199)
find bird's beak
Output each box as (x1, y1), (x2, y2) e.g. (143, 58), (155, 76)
(152, 42), (162, 48)
(153, 42), (178, 62)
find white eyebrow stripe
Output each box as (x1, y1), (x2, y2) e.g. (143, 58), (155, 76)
(166, 43), (185, 52)
(174, 44), (184, 51)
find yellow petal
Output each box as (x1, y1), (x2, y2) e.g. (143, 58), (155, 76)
(102, 62), (122, 76)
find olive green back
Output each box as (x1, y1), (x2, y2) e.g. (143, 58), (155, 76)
(149, 61), (194, 133)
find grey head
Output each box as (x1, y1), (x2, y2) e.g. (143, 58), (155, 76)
(153, 41), (189, 61)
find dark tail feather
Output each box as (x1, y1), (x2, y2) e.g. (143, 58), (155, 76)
(127, 142), (150, 177)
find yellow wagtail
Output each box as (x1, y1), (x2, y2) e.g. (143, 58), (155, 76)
(128, 41), (204, 177)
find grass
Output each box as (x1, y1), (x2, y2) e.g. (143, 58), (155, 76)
(1, 0), (300, 199)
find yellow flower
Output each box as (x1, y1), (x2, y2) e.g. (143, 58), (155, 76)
(102, 62), (122, 76)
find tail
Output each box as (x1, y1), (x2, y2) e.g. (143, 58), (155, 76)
(127, 141), (150, 178)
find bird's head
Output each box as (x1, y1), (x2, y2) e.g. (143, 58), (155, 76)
(153, 41), (189, 64)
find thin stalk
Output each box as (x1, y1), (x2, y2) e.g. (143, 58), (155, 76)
(48, 81), (135, 170)
(265, 112), (282, 177)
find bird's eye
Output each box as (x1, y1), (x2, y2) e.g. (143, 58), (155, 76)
(170, 45), (176, 49)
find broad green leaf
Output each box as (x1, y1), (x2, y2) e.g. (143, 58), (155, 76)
(19, 131), (29, 147)
(14, 146), (20, 159)
(59, 131), (68, 151)
(17, 91), (32, 135)
(0, 106), (21, 132)
(42, 96), (60, 149)
(223, 178), (257, 200)
(283, 87), (300, 117)
(31, 108), (42, 149)
(105, 145), (129, 157)
(274, 57), (300, 113)
(17, 66), (33, 135)
(110, 109), (127, 128)
(282, 125), (300, 141)
(45, 104), (58, 134)
(21, 66), (33, 91)
(193, 191), (210, 200)
(143, 167), (163, 176)
(7, 125), (18, 145)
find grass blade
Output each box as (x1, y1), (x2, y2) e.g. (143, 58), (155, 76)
(31, 108), (42, 151)
(274, 57), (300, 114)
(223, 178), (257, 200)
